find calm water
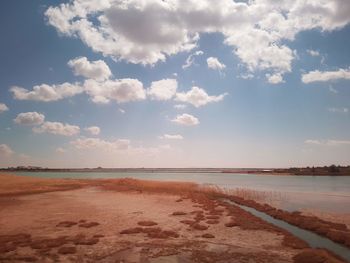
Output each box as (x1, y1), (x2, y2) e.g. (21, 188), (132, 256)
(224, 200), (350, 262)
(16, 172), (350, 213)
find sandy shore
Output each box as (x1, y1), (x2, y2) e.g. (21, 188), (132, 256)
(0, 174), (345, 262)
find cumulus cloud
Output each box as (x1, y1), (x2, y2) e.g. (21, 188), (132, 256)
(11, 83), (83, 102)
(0, 103), (9, 113)
(71, 137), (130, 150)
(307, 49), (320, 57)
(240, 73), (254, 80)
(69, 137), (171, 158)
(302, 68), (350, 83)
(305, 139), (350, 146)
(174, 104), (187, 109)
(84, 78), (146, 104)
(0, 144), (14, 156)
(33, 121), (80, 136)
(14, 112), (45, 125)
(171, 113), (199, 126)
(68, 56), (112, 81)
(182, 50), (204, 69)
(85, 126), (101, 135)
(147, 79), (178, 101)
(176, 86), (227, 107)
(45, 0), (350, 79)
(266, 73), (284, 84)
(160, 134), (184, 140)
(207, 57), (226, 71)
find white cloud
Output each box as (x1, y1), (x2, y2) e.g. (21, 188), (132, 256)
(0, 103), (9, 113)
(14, 112), (45, 125)
(305, 139), (350, 146)
(240, 73), (254, 80)
(71, 137), (130, 150)
(11, 83), (83, 102)
(183, 50), (204, 69)
(207, 57), (226, 71)
(68, 56), (112, 81)
(118, 108), (125, 114)
(45, 0), (350, 78)
(266, 73), (284, 84)
(176, 86), (227, 107)
(33, 121), (80, 136)
(84, 78), (146, 104)
(307, 49), (320, 57)
(302, 68), (350, 83)
(160, 134), (184, 140)
(85, 126), (101, 135)
(171, 113), (199, 126)
(327, 140), (350, 146)
(56, 147), (66, 154)
(147, 79), (178, 101)
(69, 137), (171, 158)
(0, 144), (14, 156)
(304, 139), (322, 145)
(174, 104), (187, 109)
(328, 108), (348, 113)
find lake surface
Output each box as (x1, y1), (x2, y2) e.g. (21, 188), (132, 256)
(15, 172), (350, 213)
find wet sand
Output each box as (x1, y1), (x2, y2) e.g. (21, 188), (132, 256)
(0, 174), (345, 262)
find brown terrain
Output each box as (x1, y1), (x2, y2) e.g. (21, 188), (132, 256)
(0, 173), (347, 262)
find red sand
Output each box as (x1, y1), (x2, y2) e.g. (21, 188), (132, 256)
(0, 173), (346, 262)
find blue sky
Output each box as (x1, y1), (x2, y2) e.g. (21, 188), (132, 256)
(0, 0), (349, 168)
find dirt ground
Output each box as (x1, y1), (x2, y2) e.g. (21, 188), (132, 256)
(0, 174), (344, 262)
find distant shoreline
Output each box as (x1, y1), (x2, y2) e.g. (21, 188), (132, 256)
(1, 166), (349, 176)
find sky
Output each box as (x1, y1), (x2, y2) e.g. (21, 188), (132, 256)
(0, 0), (350, 168)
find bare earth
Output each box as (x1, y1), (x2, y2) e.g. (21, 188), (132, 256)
(0, 174), (343, 262)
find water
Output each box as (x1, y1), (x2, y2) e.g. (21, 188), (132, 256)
(15, 172), (350, 213)
(224, 199), (350, 262)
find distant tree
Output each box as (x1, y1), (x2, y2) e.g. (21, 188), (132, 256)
(328, 164), (340, 174)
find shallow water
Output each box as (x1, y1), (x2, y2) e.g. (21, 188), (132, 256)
(15, 172), (350, 213)
(224, 199), (350, 262)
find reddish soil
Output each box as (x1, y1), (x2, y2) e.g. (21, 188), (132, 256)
(292, 248), (344, 263)
(191, 223), (209, 231)
(206, 215), (220, 220)
(56, 221), (77, 228)
(201, 233), (215, 238)
(57, 246), (76, 255)
(206, 220), (219, 224)
(137, 220), (158, 226)
(78, 221), (100, 228)
(228, 195), (350, 249)
(120, 226), (179, 239)
(0, 174), (347, 263)
(172, 211), (187, 216)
